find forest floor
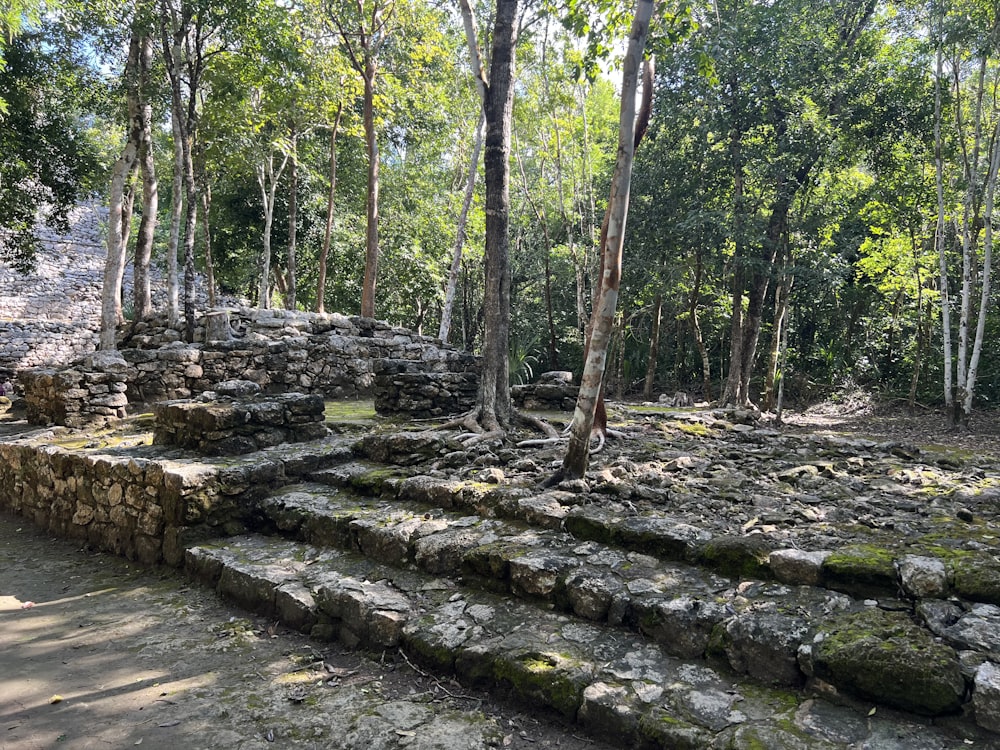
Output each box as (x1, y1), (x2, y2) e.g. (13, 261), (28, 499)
(2, 393), (1000, 749)
(780, 394), (1000, 460)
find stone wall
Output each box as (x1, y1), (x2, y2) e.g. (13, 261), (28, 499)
(0, 321), (100, 371)
(374, 358), (479, 418)
(0, 441), (222, 566)
(121, 307), (476, 408)
(21, 351), (130, 427)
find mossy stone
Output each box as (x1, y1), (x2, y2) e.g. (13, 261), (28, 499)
(694, 535), (773, 579)
(811, 608), (964, 716)
(948, 554), (1000, 606)
(821, 544), (897, 598)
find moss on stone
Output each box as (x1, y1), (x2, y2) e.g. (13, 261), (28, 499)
(492, 651), (586, 719)
(948, 554), (1000, 605)
(694, 535), (773, 579)
(822, 544), (897, 597)
(811, 607), (964, 716)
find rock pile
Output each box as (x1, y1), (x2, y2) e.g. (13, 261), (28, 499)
(153, 380), (329, 455)
(20, 350), (130, 427)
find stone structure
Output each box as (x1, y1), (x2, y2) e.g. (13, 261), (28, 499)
(512, 370), (578, 411)
(373, 357), (479, 418)
(20, 350), (130, 427)
(153, 382), (329, 456)
(121, 308), (477, 408)
(16, 306), (478, 427)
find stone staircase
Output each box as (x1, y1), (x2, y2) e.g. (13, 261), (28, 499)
(179, 429), (1000, 749)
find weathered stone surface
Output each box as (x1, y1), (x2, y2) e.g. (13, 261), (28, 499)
(712, 611), (811, 686)
(897, 555), (948, 598)
(974, 661), (1000, 733)
(770, 548), (831, 586)
(153, 392), (327, 455)
(807, 607), (965, 715)
(942, 604), (1000, 653)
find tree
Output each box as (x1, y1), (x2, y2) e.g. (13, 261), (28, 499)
(0, 22), (105, 269)
(457, 0), (520, 436)
(328, 0), (395, 319)
(560, 0), (654, 479)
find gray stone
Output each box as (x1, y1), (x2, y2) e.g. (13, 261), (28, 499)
(974, 660), (1000, 733)
(716, 611), (811, 686)
(769, 548), (831, 586)
(897, 554), (948, 598)
(942, 603), (1000, 653)
(809, 608), (965, 716)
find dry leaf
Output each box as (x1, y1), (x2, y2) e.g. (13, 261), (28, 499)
(395, 730), (416, 737)
(49, 695), (63, 704)
(158, 720), (181, 728)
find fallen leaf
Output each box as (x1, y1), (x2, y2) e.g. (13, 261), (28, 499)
(263, 729), (275, 742)
(134, 739), (143, 745)
(395, 730), (416, 737)
(867, 707), (877, 716)
(21, 602), (35, 609)
(49, 695), (64, 704)
(158, 720), (181, 728)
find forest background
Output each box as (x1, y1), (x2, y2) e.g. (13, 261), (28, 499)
(2, 0), (998, 430)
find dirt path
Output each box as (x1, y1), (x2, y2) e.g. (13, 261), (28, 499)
(0, 512), (611, 750)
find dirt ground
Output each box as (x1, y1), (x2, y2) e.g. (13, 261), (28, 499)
(0, 512), (614, 750)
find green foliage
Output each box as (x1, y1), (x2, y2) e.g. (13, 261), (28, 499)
(0, 22), (110, 268)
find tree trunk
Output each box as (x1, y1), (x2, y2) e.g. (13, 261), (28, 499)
(256, 150), (290, 310)
(286, 127), (298, 310)
(475, 0), (519, 431)
(132, 33), (157, 322)
(763, 267), (791, 411)
(200, 183), (216, 308)
(360, 65), (380, 318)
(101, 143), (138, 350)
(316, 104), (343, 314)
(643, 289), (662, 400)
(561, 1), (654, 478)
(167, 107), (183, 327)
(960, 113), (1000, 422)
(933, 36), (953, 414)
(439, 110), (484, 342)
(690, 249), (711, 401)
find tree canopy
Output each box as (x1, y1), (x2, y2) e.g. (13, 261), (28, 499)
(3, 0), (1000, 424)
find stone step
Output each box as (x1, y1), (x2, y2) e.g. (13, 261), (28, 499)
(312, 459), (1000, 610)
(184, 534), (989, 749)
(251, 482), (1000, 731)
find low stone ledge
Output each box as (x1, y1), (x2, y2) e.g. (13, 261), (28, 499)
(20, 350), (131, 428)
(512, 371), (577, 412)
(153, 386), (328, 456)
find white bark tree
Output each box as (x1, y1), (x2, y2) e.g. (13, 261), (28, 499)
(560, 0), (654, 479)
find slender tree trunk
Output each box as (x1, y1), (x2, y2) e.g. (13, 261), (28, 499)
(440, 110), (484, 342)
(764, 268), (791, 411)
(132, 33), (157, 321)
(961, 115), (1000, 422)
(256, 150), (290, 310)
(200, 183), (216, 308)
(286, 127), (298, 310)
(475, 0), (519, 431)
(561, 1), (653, 478)
(360, 65), (380, 318)
(774, 304), (790, 425)
(167, 107), (183, 327)
(690, 249), (711, 401)
(643, 289), (663, 400)
(101, 143), (138, 350)
(316, 104), (343, 314)
(934, 39), (953, 414)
